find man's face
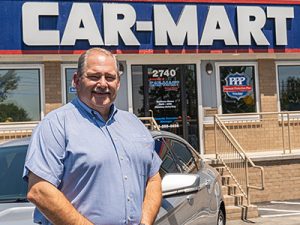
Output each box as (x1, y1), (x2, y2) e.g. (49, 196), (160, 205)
(73, 53), (120, 115)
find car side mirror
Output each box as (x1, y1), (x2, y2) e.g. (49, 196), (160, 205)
(162, 174), (200, 197)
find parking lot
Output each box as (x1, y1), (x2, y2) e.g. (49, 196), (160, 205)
(227, 200), (300, 225)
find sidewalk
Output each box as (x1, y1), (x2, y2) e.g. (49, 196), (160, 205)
(227, 215), (300, 225)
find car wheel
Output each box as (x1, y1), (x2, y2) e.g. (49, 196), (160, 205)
(217, 209), (225, 225)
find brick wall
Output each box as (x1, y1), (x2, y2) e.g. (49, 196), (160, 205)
(44, 61), (63, 114)
(249, 158), (300, 203)
(204, 124), (215, 154)
(258, 59), (278, 112)
(205, 117), (300, 154)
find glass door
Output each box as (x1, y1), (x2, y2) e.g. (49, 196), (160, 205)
(132, 64), (199, 150)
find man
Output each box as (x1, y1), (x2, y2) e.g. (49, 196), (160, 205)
(23, 48), (162, 225)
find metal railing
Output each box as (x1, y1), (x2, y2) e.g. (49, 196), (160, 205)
(0, 121), (38, 143)
(139, 116), (161, 131)
(214, 115), (265, 206)
(0, 117), (161, 143)
(216, 111), (300, 154)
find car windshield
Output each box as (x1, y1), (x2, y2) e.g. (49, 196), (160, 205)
(0, 145), (28, 202)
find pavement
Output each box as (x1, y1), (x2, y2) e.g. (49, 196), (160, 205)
(227, 200), (300, 225)
(227, 215), (300, 225)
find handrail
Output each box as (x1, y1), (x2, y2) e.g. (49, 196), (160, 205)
(214, 115), (265, 207)
(215, 111), (300, 153)
(139, 116), (161, 131)
(0, 121), (39, 131)
(0, 121), (38, 142)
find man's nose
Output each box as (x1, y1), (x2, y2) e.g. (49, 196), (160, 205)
(96, 76), (108, 87)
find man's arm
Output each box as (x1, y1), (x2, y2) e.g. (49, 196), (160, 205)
(140, 172), (162, 225)
(27, 172), (93, 225)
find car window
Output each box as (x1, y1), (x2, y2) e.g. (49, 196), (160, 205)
(154, 138), (180, 176)
(0, 145), (28, 201)
(154, 136), (198, 177)
(169, 139), (194, 167)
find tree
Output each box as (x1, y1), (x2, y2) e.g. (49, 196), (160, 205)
(0, 70), (19, 102)
(0, 103), (31, 122)
(280, 76), (300, 111)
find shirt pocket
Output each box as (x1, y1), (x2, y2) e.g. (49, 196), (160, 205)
(131, 135), (154, 177)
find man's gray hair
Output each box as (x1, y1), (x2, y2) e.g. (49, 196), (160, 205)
(77, 48), (119, 77)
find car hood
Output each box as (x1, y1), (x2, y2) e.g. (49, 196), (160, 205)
(0, 202), (35, 225)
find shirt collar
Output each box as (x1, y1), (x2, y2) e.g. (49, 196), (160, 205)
(74, 97), (118, 124)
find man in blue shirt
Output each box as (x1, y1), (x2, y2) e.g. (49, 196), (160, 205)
(23, 48), (162, 225)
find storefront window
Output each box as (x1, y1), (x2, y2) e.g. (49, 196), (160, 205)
(219, 65), (256, 114)
(0, 69), (41, 122)
(278, 65), (300, 111)
(64, 68), (77, 103)
(132, 64), (199, 150)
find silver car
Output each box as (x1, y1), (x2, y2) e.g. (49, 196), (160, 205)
(0, 131), (225, 225)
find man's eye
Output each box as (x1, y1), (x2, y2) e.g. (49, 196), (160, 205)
(105, 75), (116, 81)
(88, 76), (100, 81)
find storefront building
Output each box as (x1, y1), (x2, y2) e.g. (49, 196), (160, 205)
(1, 0), (300, 153)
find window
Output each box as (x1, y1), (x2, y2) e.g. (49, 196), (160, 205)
(63, 67), (77, 103)
(218, 65), (257, 114)
(154, 137), (197, 177)
(278, 65), (300, 111)
(132, 64), (199, 150)
(0, 145), (28, 198)
(0, 68), (41, 122)
(154, 138), (179, 176)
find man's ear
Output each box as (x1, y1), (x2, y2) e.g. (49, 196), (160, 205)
(117, 79), (121, 91)
(73, 72), (80, 88)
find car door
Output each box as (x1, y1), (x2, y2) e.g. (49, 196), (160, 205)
(154, 136), (212, 225)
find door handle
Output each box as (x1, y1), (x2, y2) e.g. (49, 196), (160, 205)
(186, 195), (194, 205)
(205, 179), (211, 188)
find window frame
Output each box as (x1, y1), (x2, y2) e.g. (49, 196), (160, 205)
(215, 61), (260, 116)
(0, 64), (45, 120)
(275, 61), (300, 112)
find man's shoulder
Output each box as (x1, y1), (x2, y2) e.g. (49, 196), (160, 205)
(114, 109), (150, 133)
(43, 102), (77, 121)
(115, 109), (140, 122)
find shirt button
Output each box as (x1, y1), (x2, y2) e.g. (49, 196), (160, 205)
(127, 196), (131, 201)
(120, 156), (124, 160)
(124, 176), (128, 180)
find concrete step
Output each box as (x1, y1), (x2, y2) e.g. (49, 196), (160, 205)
(221, 175), (231, 185)
(222, 185), (228, 195)
(224, 194), (244, 206)
(227, 184), (238, 195)
(226, 205), (259, 220)
(214, 166), (226, 176)
(232, 193), (245, 206)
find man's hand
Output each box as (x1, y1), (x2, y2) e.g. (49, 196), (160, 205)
(27, 172), (93, 225)
(140, 172), (162, 225)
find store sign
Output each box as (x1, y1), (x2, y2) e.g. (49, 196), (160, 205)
(223, 73), (252, 100)
(69, 86), (76, 93)
(0, 1), (299, 52)
(22, 2), (293, 47)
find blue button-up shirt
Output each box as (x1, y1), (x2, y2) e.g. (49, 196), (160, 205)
(23, 97), (162, 225)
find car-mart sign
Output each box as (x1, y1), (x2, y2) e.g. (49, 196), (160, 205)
(22, 2), (294, 47)
(1, 1), (300, 53)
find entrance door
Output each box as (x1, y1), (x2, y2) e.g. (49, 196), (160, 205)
(132, 64), (199, 150)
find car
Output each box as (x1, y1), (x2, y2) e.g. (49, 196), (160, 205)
(0, 130), (225, 225)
